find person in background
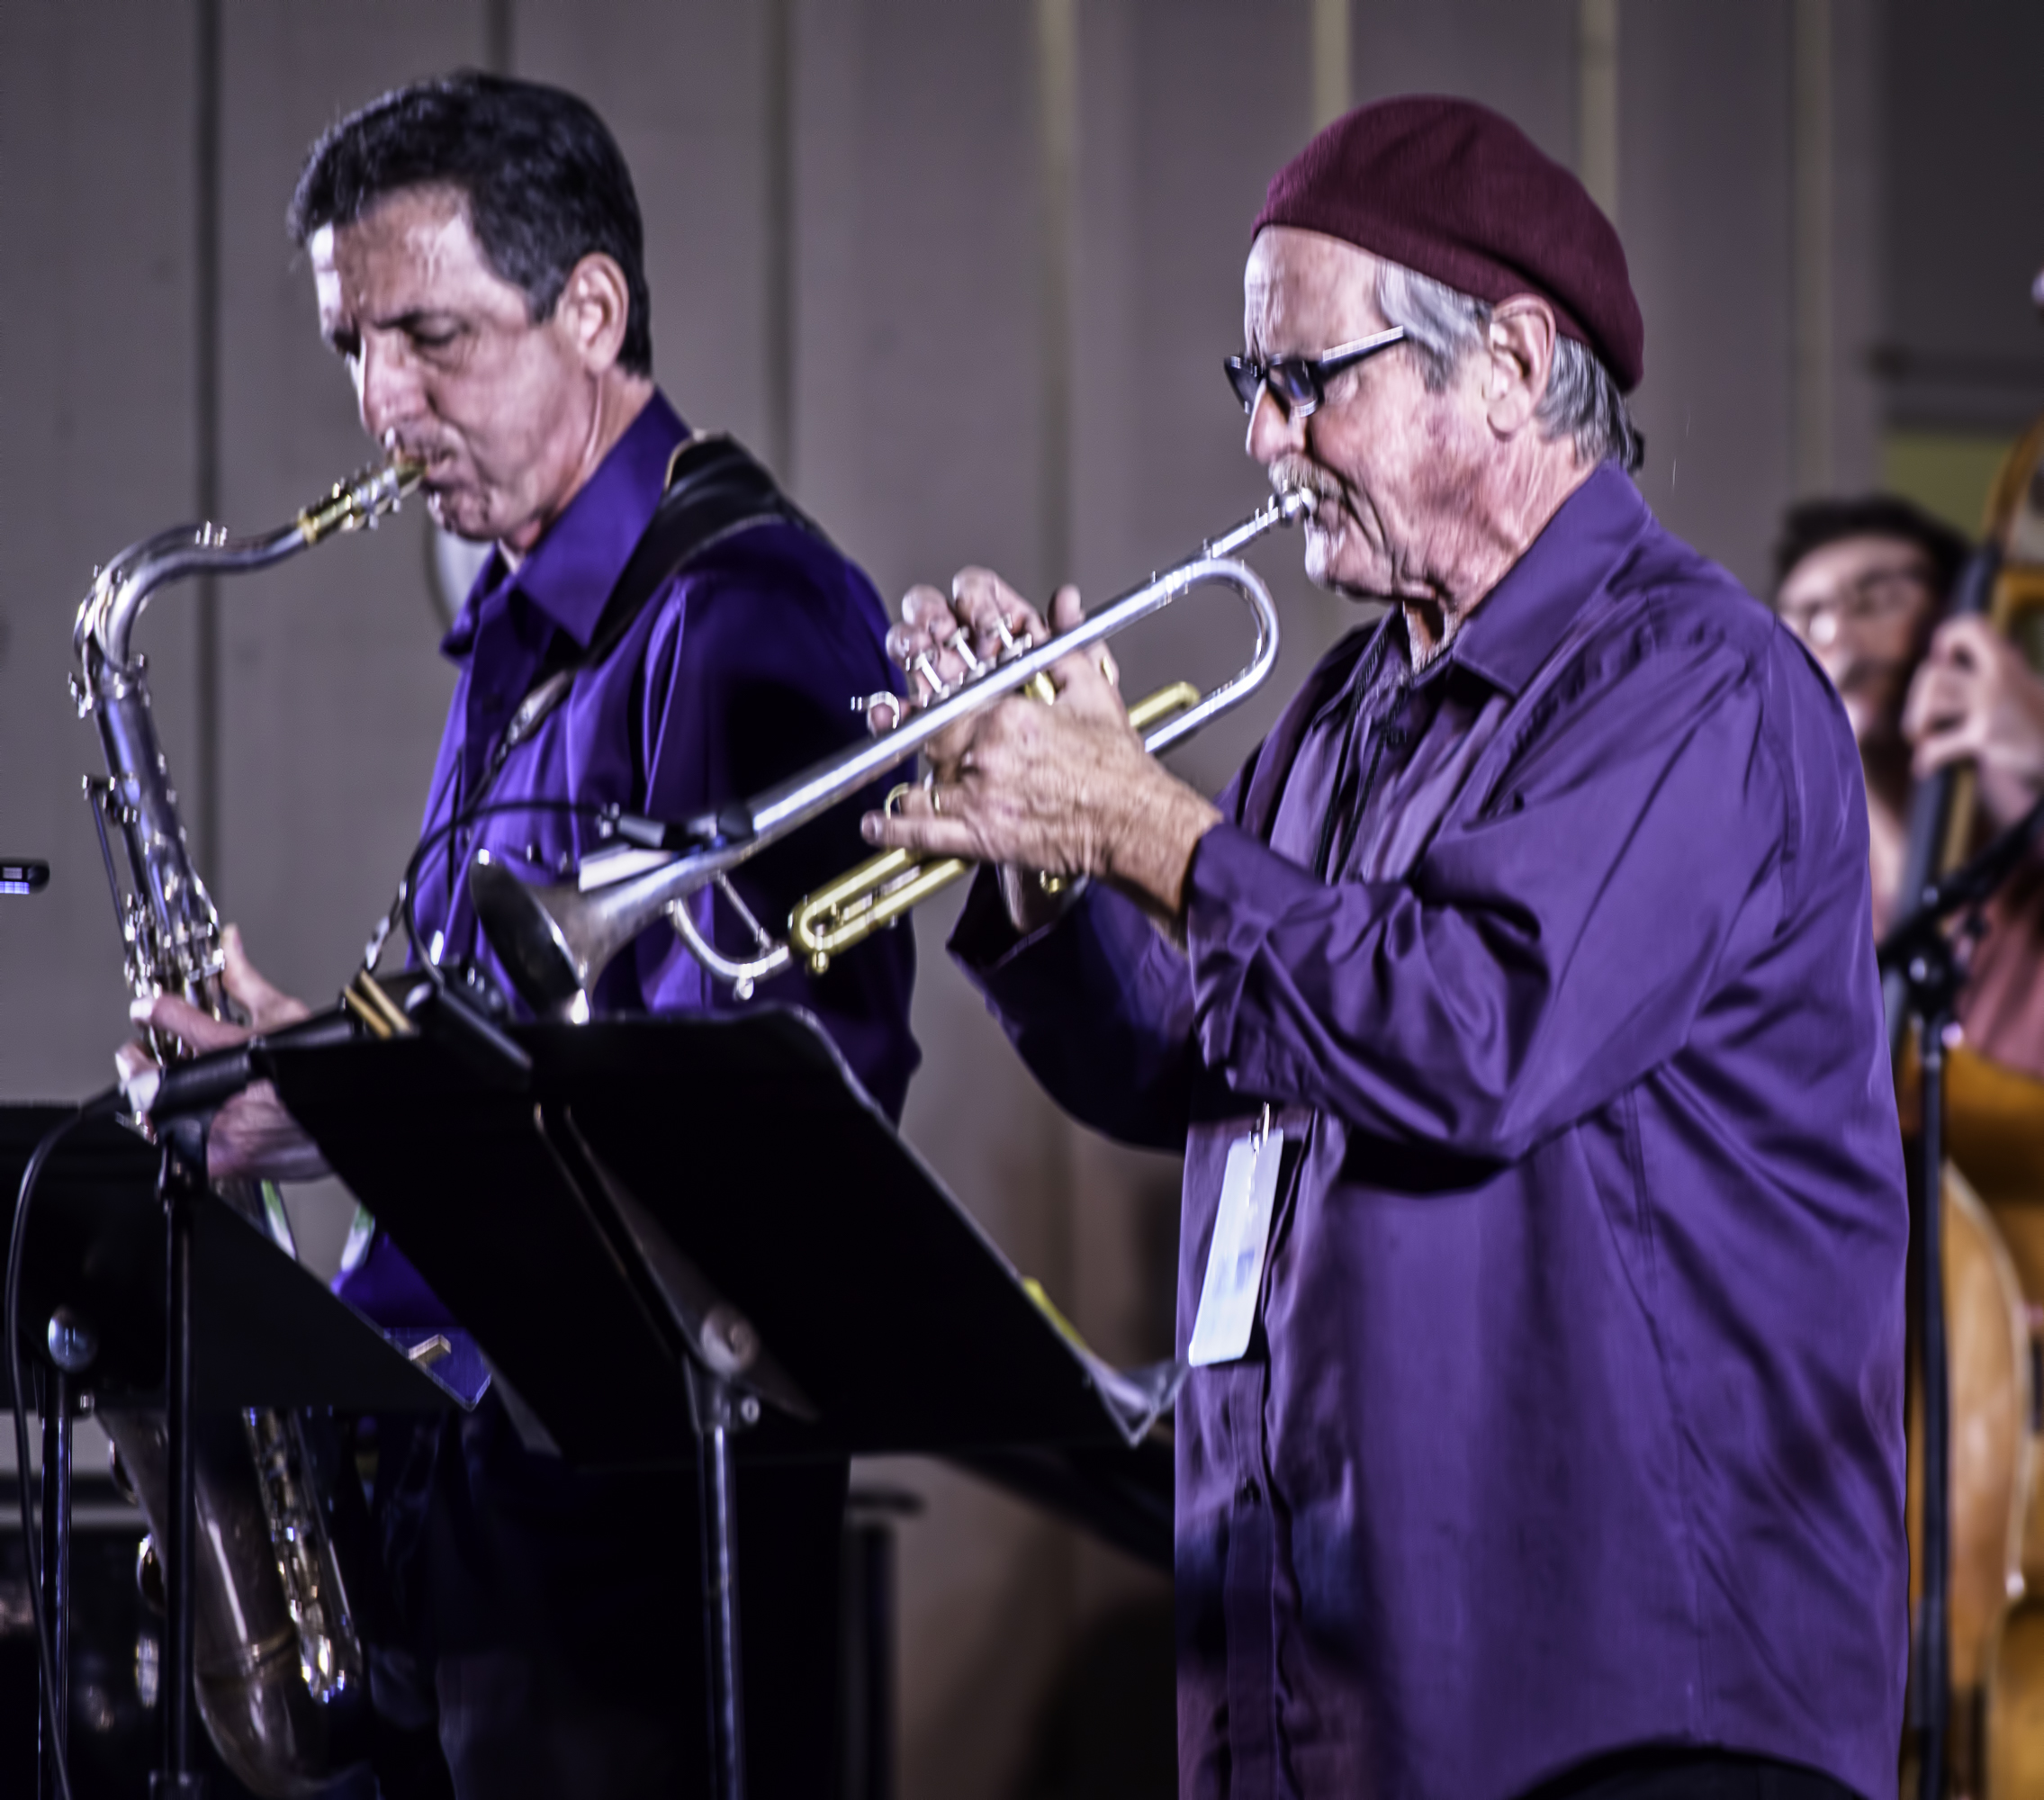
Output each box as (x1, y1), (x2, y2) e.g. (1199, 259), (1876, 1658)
(1777, 494), (2044, 1076)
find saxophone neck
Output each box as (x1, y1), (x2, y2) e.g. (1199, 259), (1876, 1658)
(76, 454), (424, 674)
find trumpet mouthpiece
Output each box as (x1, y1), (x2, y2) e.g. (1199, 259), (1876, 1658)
(1278, 486), (1318, 522)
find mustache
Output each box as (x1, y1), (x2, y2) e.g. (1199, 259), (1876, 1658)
(383, 431), (456, 472)
(1268, 455), (1346, 511)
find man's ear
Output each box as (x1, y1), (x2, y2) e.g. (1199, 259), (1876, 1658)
(554, 252), (633, 374)
(1485, 295), (1557, 438)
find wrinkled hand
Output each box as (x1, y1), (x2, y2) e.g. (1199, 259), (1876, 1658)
(863, 570), (1220, 926)
(1903, 616), (2044, 829)
(114, 924), (329, 1184)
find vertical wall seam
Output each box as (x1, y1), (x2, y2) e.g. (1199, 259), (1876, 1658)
(1576, 0), (1620, 225)
(1034, 0), (1082, 1631)
(1036, 0), (1077, 601)
(1792, 0), (1835, 496)
(483, 0), (516, 77)
(1311, 0), (1351, 133)
(764, 0), (796, 482)
(1033, 0), (1077, 1263)
(194, 0), (221, 879)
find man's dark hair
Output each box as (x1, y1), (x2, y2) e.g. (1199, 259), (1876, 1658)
(287, 71), (653, 375)
(1771, 494), (1972, 601)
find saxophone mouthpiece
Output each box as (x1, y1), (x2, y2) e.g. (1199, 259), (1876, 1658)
(296, 454), (424, 544)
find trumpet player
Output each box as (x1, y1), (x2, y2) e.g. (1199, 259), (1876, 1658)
(119, 73), (915, 1800)
(867, 98), (1904, 1800)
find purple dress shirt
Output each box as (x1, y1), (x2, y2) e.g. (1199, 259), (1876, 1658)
(338, 392), (918, 1329)
(953, 465), (1907, 1800)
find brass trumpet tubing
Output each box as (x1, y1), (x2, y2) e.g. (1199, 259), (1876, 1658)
(789, 850), (970, 970)
(785, 679), (1210, 971)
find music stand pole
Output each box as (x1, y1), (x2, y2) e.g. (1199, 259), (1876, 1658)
(686, 1358), (758, 1800)
(1913, 968), (1957, 1800)
(154, 1133), (208, 1800)
(1880, 921), (1958, 1800)
(37, 1363), (69, 1800)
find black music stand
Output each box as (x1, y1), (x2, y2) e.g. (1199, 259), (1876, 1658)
(263, 1007), (1178, 1800)
(1, 1106), (462, 1800)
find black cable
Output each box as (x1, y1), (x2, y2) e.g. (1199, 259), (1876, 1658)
(7, 1086), (121, 1800)
(392, 796), (611, 984)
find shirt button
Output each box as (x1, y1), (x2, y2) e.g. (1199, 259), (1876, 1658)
(1238, 1479), (1260, 1508)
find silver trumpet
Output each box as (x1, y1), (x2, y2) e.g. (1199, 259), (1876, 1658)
(75, 456), (419, 1796)
(471, 486), (1312, 1016)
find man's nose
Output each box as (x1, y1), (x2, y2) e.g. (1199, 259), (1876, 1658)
(357, 335), (424, 441)
(1245, 385), (1304, 465)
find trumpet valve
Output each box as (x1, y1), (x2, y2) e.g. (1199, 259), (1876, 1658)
(948, 627), (986, 675)
(858, 691), (905, 731)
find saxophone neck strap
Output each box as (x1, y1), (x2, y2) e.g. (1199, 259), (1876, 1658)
(495, 431), (827, 767)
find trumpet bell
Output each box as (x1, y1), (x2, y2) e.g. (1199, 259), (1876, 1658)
(469, 850), (596, 1022)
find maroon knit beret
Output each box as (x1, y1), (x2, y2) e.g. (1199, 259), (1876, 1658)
(1252, 95), (1643, 392)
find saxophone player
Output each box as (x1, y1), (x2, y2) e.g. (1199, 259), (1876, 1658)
(119, 73), (916, 1800)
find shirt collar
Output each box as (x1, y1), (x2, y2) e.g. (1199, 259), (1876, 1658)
(439, 388), (689, 659)
(1447, 462), (1652, 698)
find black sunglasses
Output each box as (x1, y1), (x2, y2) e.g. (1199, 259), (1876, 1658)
(1224, 325), (1409, 419)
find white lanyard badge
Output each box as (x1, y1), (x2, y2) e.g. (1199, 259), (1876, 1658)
(1186, 1106), (1286, 1367)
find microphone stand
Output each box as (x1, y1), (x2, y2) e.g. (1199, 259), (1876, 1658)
(1877, 790), (2044, 1800)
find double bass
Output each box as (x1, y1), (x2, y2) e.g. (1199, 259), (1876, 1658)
(1895, 409), (2044, 1800)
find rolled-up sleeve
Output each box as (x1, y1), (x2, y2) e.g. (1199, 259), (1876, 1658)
(953, 868), (1202, 1150)
(1183, 630), (1788, 1159)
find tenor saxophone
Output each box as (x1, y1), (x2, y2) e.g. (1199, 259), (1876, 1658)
(73, 457), (419, 1796)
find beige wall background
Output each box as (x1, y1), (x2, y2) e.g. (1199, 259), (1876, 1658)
(4, 2), (2031, 1795)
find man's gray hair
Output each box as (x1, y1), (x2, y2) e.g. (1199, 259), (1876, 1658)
(1374, 261), (1644, 474)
